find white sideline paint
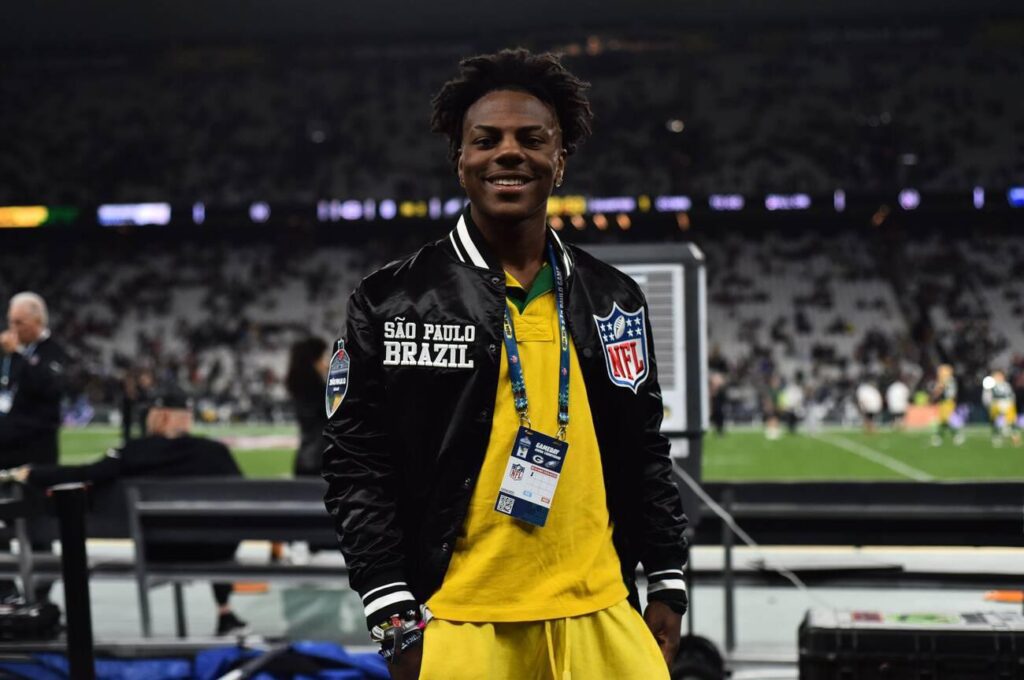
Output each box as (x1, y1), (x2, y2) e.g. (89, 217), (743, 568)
(810, 434), (934, 481)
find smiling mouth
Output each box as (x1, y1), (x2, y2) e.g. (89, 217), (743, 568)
(486, 176), (533, 188)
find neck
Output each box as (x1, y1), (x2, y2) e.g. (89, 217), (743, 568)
(470, 205), (547, 287)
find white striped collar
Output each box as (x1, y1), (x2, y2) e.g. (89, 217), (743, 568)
(448, 210), (574, 278)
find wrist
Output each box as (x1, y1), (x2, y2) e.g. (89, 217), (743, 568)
(371, 605), (431, 663)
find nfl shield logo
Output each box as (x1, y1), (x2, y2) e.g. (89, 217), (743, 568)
(593, 303), (649, 392)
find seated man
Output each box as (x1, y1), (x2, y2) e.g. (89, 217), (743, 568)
(6, 385), (248, 636)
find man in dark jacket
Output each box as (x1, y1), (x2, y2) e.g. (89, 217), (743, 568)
(323, 49), (688, 679)
(0, 292), (67, 467)
(7, 385), (249, 636)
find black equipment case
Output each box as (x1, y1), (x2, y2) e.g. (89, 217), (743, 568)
(799, 609), (1024, 679)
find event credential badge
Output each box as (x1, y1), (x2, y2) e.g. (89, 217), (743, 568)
(494, 427), (568, 527)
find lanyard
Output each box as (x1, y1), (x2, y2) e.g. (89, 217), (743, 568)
(502, 243), (571, 440)
(1, 341), (38, 390)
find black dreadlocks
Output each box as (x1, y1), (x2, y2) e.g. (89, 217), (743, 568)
(430, 48), (594, 168)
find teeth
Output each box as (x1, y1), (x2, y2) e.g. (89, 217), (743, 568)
(492, 178), (526, 186)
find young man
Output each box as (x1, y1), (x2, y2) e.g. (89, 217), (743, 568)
(5, 385), (249, 636)
(323, 49), (688, 679)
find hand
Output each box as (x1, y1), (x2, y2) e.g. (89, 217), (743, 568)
(0, 467), (29, 484)
(643, 600), (681, 667)
(387, 639), (423, 680)
(0, 330), (17, 354)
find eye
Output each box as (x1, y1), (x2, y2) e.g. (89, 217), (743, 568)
(474, 137), (496, 148)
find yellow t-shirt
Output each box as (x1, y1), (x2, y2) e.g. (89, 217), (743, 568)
(427, 269), (627, 622)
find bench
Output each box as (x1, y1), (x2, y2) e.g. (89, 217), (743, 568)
(125, 477), (343, 637)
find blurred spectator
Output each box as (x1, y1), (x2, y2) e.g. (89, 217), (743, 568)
(856, 379), (883, 434)
(285, 337), (329, 476)
(885, 376), (910, 430)
(0, 292), (68, 468)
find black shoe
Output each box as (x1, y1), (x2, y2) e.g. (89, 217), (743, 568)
(216, 612), (249, 636)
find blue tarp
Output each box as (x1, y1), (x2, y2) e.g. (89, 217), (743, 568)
(0, 642), (389, 680)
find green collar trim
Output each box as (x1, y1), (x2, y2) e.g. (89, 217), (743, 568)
(507, 263), (553, 313)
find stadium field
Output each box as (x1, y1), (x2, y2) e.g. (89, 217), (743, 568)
(57, 424), (1023, 482)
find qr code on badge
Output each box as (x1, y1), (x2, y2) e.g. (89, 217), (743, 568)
(496, 495), (515, 515)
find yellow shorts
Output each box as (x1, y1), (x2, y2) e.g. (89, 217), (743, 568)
(990, 404), (1018, 425)
(938, 400), (956, 424)
(419, 598), (670, 680)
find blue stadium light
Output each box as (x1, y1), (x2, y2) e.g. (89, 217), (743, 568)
(765, 194), (811, 211)
(340, 200), (363, 221)
(708, 194), (744, 211)
(249, 202), (271, 223)
(1008, 187), (1024, 208)
(379, 200), (397, 220)
(316, 200), (334, 222)
(446, 197), (466, 216)
(973, 187), (985, 210)
(429, 198), (442, 220)
(443, 197), (464, 217)
(588, 196), (635, 213)
(898, 189), (920, 210)
(833, 189), (846, 212)
(97, 203), (171, 227)
(192, 202), (205, 225)
(363, 199), (376, 221)
(654, 195), (692, 212)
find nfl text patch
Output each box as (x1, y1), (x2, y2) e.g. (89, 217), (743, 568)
(593, 303), (649, 392)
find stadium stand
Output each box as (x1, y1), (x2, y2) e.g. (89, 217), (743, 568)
(1, 26), (1022, 204)
(701, 229), (916, 422)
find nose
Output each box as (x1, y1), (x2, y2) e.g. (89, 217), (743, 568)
(494, 136), (526, 165)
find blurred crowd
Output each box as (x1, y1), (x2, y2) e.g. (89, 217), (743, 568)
(0, 235), (403, 423)
(704, 230), (1024, 430)
(3, 224), (1023, 428)
(2, 23), (1022, 206)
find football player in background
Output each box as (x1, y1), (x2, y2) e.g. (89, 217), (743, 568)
(982, 370), (1020, 447)
(931, 364), (964, 446)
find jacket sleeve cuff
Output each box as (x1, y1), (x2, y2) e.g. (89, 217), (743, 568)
(357, 570), (420, 631)
(645, 566), (688, 615)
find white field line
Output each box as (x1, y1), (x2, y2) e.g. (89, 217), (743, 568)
(809, 433), (935, 481)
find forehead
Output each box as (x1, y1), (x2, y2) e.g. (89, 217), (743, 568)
(8, 303), (31, 320)
(463, 89), (559, 133)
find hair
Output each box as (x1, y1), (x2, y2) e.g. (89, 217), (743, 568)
(286, 337), (329, 398)
(9, 291), (48, 327)
(431, 48), (594, 167)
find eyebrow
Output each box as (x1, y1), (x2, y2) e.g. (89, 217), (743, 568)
(470, 124), (550, 134)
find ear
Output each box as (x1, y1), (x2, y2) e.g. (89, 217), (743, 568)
(456, 149), (465, 186)
(556, 148), (568, 184)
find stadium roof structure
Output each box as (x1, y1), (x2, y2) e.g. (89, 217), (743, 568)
(9, 0), (1022, 48)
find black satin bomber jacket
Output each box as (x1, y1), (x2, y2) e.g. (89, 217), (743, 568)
(323, 211), (689, 629)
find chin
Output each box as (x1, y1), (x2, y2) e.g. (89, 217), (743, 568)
(475, 198), (547, 224)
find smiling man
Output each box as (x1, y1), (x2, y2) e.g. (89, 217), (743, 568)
(323, 49), (688, 679)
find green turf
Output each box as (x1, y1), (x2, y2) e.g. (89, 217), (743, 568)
(703, 426), (1024, 481)
(59, 425), (296, 478)
(58, 424), (1023, 482)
